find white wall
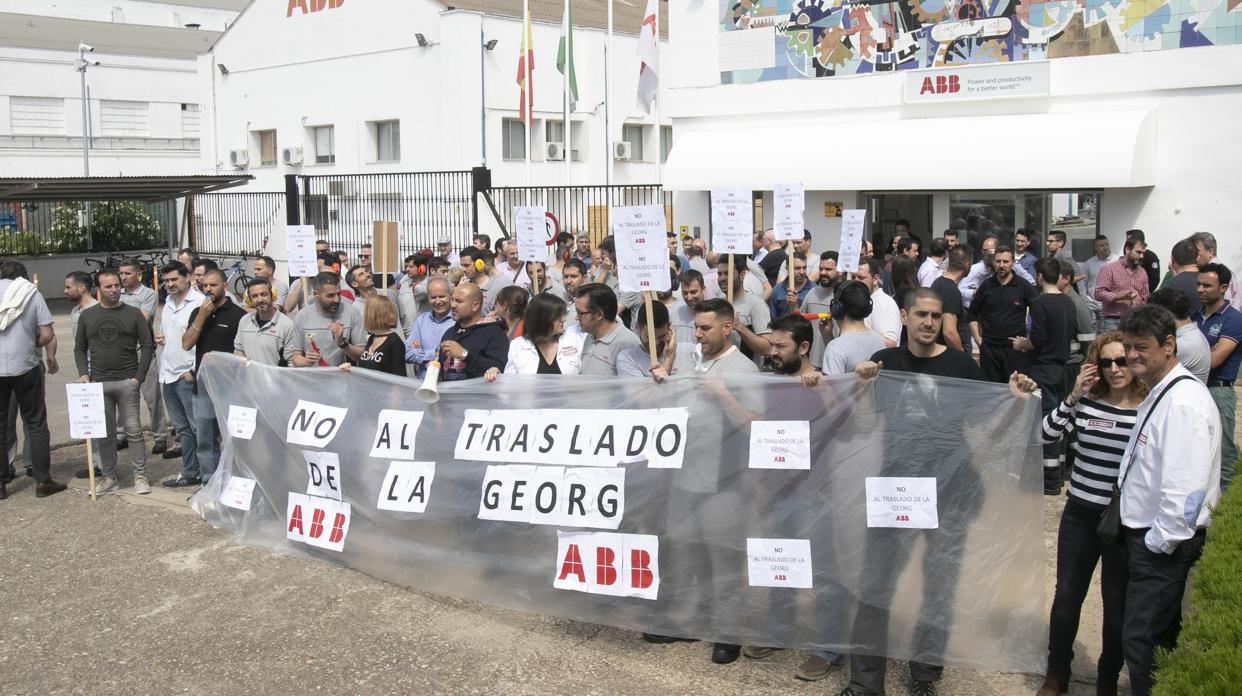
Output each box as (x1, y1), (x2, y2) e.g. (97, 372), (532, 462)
(3, 0), (237, 30)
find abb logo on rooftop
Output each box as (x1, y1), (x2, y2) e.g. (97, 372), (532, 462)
(287, 0), (344, 18)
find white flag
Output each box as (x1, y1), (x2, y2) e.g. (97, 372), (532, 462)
(636, 0), (658, 114)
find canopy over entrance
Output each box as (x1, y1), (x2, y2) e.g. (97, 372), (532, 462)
(0, 175), (254, 202)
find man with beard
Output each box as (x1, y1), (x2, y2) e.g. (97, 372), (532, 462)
(406, 277), (455, 378)
(1014, 229), (1040, 282)
(291, 272), (366, 369)
(181, 269), (245, 485)
(252, 255), (288, 308)
(118, 258), (165, 454)
(969, 246), (1037, 382)
(766, 313), (820, 385)
(717, 254), (771, 363)
(1094, 236), (1150, 331)
(438, 283), (509, 381)
(345, 266), (402, 335)
(559, 258), (587, 332)
(155, 262), (204, 487)
(671, 270), (707, 346)
(931, 245), (971, 351)
(801, 251), (840, 367)
(618, 301), (693, 381)
(769, 251), (812, 318)
(233, 278), (296, 367)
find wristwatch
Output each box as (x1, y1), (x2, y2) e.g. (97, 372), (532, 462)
(460, 348), (470, 360)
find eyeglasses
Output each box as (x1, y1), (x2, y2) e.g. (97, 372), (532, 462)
(1098, 357), (1128, 370)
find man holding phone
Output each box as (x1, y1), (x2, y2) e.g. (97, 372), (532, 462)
(182, 268), (245, 485)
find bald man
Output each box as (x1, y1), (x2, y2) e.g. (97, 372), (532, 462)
(437, 283), (509, 381)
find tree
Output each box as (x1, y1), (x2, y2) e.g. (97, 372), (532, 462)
(48, 201), (164, 253)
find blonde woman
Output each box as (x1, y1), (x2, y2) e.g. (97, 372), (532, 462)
(340, 295), (406, 377)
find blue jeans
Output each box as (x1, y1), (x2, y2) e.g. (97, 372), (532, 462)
(193, 389), (219, 483)
(163, 379), (198, 479)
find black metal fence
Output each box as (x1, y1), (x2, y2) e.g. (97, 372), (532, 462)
(190, 192), (285, 256)
(1, 199), (176, 256)
(297, 171), (476, 255)
(480, 184), (670, 245)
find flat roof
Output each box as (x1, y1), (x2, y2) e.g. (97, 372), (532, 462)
(0, 12), (222, 59)
(442, 0), (668, 37)
(0, 175), (255, 202)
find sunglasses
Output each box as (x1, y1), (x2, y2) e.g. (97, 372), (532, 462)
(1097, 357), (1128, 370)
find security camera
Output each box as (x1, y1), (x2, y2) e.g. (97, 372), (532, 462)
(79, 43), (95, 52)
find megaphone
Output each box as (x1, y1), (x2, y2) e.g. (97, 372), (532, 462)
(416, 361), (441, 403)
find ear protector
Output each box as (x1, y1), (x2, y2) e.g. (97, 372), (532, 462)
(830, 280), (872, 319)
(242, 286), (279, 306)
(563, 249), (572, 262)
(474, 259), (486, 272)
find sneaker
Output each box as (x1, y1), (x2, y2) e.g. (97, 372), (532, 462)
(711, 643), (741, 664)
(94, 476), (120, 495)
(743, 646), (778, 659)
(75, 466), (104, 479)
(162, 475), (202, 488)
(161, 447), (182, 460)
(134, 475), (151, 495)
(796, 654), (843, 681)
(35, 480), (68, 498)
(151, 441), (166, 455)
(911, 680), (937, 696)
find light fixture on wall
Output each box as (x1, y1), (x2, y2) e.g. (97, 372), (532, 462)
(483, 38), (498, 51)
(415, 33), (438, 48)
(217, 63), (229, 75)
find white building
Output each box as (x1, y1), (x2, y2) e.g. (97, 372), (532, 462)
(664, 3), (1242, 269)
(199, 0), (669, 190)
(0, 0), (244, 177)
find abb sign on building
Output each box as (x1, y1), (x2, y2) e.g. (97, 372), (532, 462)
(904, 62), (1050, 103)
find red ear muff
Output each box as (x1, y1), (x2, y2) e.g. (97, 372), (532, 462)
(474, 259), (485, 272)
(563, 250), (571, 262)
(418, 264), (428, 276)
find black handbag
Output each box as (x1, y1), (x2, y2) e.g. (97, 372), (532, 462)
(1097, 375), (1195, 545)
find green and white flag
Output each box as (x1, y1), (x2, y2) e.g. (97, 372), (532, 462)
(556, 1), (578, 112)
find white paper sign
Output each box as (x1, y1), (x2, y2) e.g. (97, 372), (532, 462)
(513, 206), (547, 262)
(286, 399), (348, 448)
(772, 184), (805, 241)
(286, 224), (317, 278)
(66, 383), (106, 439)
(748, 420), (811, 470)
(376, 461), (436, 514)
(553, 531), (659, 600)
(304, 450), (343, 501)
(286, 492), (351, 552)
(370, 409), (424, 460)
(226, 405), (257, 440)
(477, 465), (625, 529)
(866, 477), (939, 529)
(612, 205), (671, 293)
(219, 475), (257, 511)
(746, 538), (813, 588)
(838, 209), (867, 274)
(710, 188), (753, 255)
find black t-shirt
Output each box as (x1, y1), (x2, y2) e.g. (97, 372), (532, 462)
(870, 346), (987, 382)
(1028, 293), (1077, 365)
(758, 249), (787, 285)
(930, 276), (964, 346)
(356, 332), (407, 376)
(1164, 271), (1203, 316)
(1141, 249), (1161, 298)
(968, 275), (1038, 346)
(188, 298), (246, 369)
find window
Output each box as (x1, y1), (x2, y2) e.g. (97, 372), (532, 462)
(314, 126), (335, 164)
(375, 120), (400, 162)
(10, 97), (64, 134)
(622, 124), (645, 161)
(545, 120), (564, 145)
(100, 100), (149, 136)
(254, 129), (277, 166)
(660, 125), (673, 163)
(502, 118), (526, 160)
(181, 104), (200, 137)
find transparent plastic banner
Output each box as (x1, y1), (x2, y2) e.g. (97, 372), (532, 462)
(192, 354), (1047, 673)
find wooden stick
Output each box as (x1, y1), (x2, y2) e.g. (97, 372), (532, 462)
(32, 272), (39, 287)
(786, 240), (795, 290)
(381, 223), (389, 291)
(86, 438), (96, 501)
(302, 275), (310, 309)
(643, 291), (658, 363)
(532, 270), (540, 295)
(727, 254), (735, 304)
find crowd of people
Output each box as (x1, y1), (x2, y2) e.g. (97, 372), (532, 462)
(0, 222), (1229, 696)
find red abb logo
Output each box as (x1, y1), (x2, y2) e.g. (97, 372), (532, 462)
(553, 531), (660, 600)
(287, 0), (344, 18)
(286, 492), (351, 552)
(919, 75), (960, 95)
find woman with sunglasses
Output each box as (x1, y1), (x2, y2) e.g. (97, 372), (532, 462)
(1036, 331), (1148, 696)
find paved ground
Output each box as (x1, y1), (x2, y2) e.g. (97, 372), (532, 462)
(0, 300), (1163, 695)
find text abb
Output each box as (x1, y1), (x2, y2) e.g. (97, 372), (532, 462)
(553, 531), (659, 600)
(287, 492), (352, 552)
(287, 0), (344, 17)
(919, 74), (960, 95)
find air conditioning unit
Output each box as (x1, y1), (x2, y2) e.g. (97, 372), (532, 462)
(613, 141), (632, 161)
(328, 180), (357, 197)
(281, 146), (303, 165)
(546, 142), (565, 161)
(228, 149), (249, 168)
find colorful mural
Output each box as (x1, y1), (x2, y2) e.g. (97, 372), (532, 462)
(719, 0), (1241, 82)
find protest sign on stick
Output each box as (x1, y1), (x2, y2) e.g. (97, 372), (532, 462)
(773, 184), (805, 294)
(612, 205), (669, 360)
(710, 188), (752, 256)
(66, 382), (105, 500)
(838, 209), (867, 274)
(371, 221), (399, 291)
(286, 224), (316, 306)
(514, 206), (547, 294)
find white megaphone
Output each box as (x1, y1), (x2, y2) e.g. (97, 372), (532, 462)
(415, 360), (441, 404)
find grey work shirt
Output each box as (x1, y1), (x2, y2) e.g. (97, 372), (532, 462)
(235, 311), (297, 366)
(0, 280), (53, 377)
(616, 342), (694, 378)
(729, 291), (772, 364)
(70, 298), (98, 342)
(581, 322), (642, 375)
(692, 344), (760, 373)
(120, 283), (158, 320)
(670, 301), (698, 347)
(1176, 322), (1212, 384)
(823, 329), (887, 375)
(800, 286), (837, 367)
(292, 302), (366, 367)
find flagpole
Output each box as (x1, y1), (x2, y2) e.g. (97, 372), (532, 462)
(605, 0), (614, 191)
(653, 4), (661, 187)
(563, 0), (571, 191)
(524, 0), (532, 187)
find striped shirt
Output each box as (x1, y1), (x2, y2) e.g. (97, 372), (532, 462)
(1041, 395), (1137, 508)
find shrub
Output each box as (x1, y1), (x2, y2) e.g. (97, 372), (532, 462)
(48, 201), (164, 253)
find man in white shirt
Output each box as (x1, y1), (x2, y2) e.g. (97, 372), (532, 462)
(1082, 235), (1116, 324)
(854, 257), (899, 348)
(918, 238), (947, 287)
(436, 236), (460, 268)
(154, 262), (204, 486)
(1117, 304), (1220, 696)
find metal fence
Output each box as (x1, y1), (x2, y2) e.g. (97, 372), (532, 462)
(1, 199), (176, 256)
(481, 184), (671, 246)
(298, 171), (476, 255)
(190, 192), (285, 256)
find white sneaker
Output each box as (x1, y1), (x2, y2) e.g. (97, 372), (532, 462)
(134, 475), (151, 495)
(95, 476), (119, 495)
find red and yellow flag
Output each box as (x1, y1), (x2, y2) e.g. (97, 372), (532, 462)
(516, 13), (534, 126)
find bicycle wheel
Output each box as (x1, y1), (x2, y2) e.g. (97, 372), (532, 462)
(231, 271), (252, 299)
